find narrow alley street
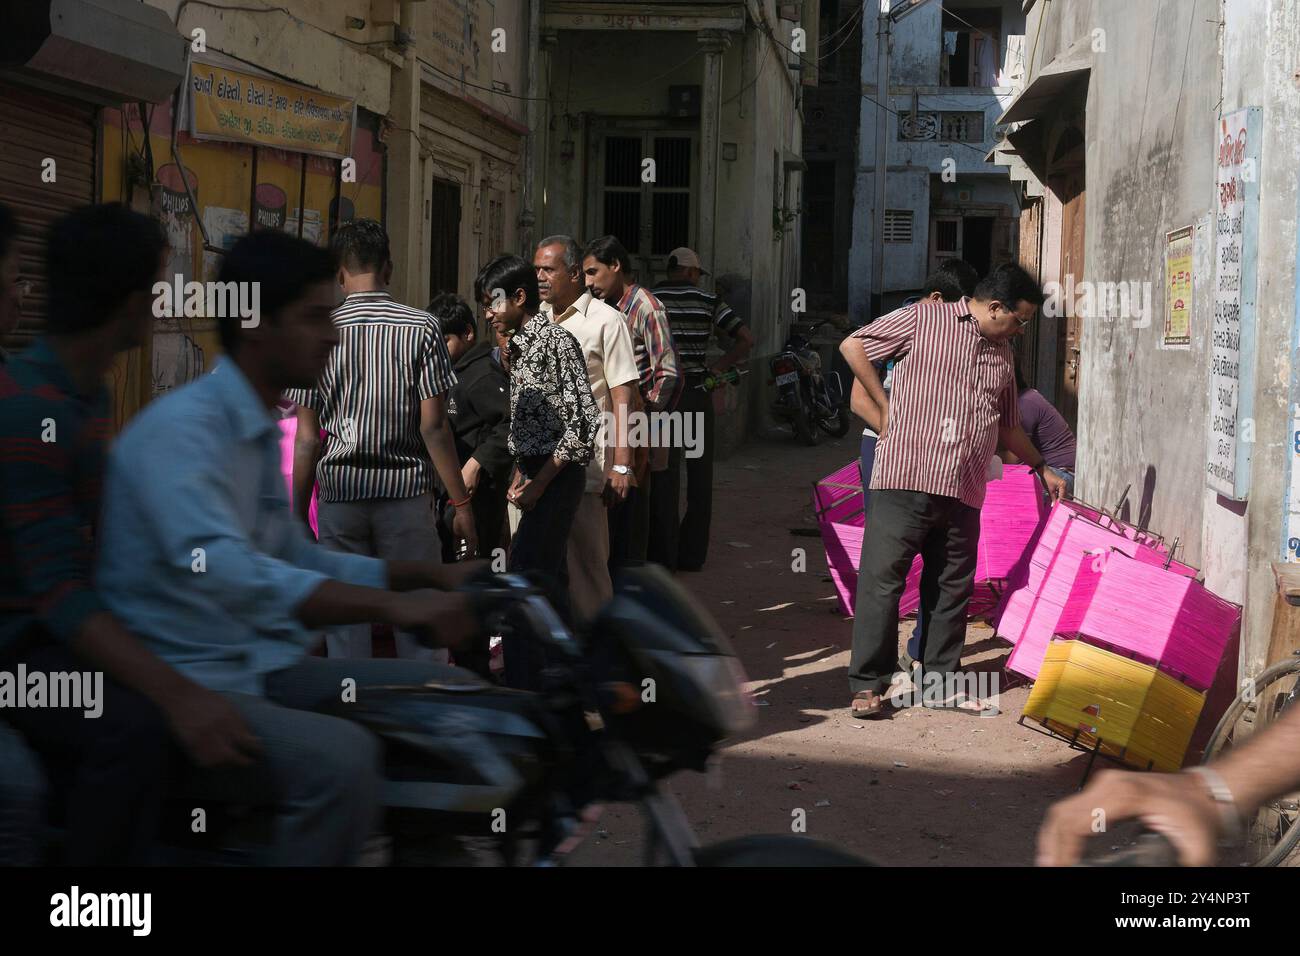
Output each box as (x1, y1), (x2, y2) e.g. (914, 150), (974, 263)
(573, 431), (1088, 866)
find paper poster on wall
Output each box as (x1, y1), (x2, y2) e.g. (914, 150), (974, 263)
(1163, 225), (1192, 348)
(152, 163), (199, 285)
(202, 206), (250, 281)
(285, 208), (322, 245)
(1283, 178), (1300, 560)
(152, 329), (206, 396)
(1205, 107), (1261, 501)
(253, 183), (288, 231)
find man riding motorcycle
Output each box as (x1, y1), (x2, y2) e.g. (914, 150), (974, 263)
(95, 231), (480, 865)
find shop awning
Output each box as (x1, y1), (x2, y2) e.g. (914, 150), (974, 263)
(0, 0), (186, 106)
(995, 35), (1093, 126)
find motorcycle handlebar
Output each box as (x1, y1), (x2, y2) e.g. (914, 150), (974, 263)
(458, 569), (585, 663)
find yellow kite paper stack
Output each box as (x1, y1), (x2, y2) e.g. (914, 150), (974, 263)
(1022, 640), (1205, 772)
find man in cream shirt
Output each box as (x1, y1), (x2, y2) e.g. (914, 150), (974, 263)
(533, 236), (639, 623)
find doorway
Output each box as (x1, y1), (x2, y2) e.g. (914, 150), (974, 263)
(429, 177), (460, 300)
(962, 216), (994, 278)
(802, 160), (836, 307)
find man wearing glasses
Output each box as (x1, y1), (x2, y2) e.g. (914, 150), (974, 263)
(838, 263), (1067, 719)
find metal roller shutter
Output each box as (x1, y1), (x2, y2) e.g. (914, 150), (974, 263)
(0, 83), (97, 347)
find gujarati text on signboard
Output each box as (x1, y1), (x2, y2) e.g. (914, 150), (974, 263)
(187, 61), (355, 161)
(1206, 107), (1260, 500)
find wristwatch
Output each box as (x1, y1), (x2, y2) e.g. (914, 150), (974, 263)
(1185, 766), (1246, 845)
(611, 464), (631, 476)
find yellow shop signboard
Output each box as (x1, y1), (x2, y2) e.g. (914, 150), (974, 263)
(187, 61), (355, 160)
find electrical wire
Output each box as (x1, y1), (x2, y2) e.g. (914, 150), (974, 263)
(819, 8), (865, 64)
(819, 2), (866, 48)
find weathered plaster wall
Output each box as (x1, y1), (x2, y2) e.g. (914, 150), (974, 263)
(159, 0), (394, 114)
(1032, 0), (1300, 672)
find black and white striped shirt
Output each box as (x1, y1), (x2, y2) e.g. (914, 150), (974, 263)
(285, 290), (457, 502)
(652, 282), (746, 373)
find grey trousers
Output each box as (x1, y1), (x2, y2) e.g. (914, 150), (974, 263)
(184, 655), (464, 866)
(316, 494), (447, 663)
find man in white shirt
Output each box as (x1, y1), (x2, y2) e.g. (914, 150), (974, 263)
(533, 236), (639, 624)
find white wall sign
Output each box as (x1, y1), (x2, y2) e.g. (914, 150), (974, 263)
(1206, 107), (1261, 501)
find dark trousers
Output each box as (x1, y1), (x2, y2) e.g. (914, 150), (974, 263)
(0, 634), (170, 865)
(473, 472), (510, 562)
(508, 458), (585, 687)
(859, 434), (925, 662)
(608, 482), (650, 572)
(647, 381), (715, 570)
(847, 489), (980, 694)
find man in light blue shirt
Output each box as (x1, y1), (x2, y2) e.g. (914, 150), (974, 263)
(98, 232), (478, 865)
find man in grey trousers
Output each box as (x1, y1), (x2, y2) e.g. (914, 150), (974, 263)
(289, 220), (476, 661)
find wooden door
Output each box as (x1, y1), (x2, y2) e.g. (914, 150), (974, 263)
(1056, 169), (1084, 429)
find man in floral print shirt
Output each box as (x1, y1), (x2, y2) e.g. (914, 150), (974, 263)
(474, 254), (597, 664)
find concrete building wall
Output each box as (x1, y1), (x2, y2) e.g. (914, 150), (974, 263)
(1022, 0), (1300, 672)
(880, 168), (930, 290)
(850, 0), (1025, 318)
(159, 0), (395, 115)
(1230, 0), (1300, 674)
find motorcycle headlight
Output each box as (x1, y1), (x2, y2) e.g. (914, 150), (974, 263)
(642, 649), (756, 738)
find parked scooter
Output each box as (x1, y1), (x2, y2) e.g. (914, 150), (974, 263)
(769, 322), (851, 445)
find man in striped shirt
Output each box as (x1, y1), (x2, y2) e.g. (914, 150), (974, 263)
(650, 247), (754, 571)
(581, 234), (680, 567)
(845, 258), (980, 674)
(840, 264), (1066, 718)
(288, 220), (474, 661)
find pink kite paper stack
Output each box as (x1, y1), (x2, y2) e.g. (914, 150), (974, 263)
(1053, 548), (1240, 691)
(814, 462), (1047, 619)
(813, 461), (874, 617)
(278, 416), (320, 536)
(997, 502), (1198, 680)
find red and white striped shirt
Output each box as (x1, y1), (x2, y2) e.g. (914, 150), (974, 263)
(851, 297), (1019, 509)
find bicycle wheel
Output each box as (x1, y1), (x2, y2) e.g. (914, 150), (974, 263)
(1202, 655), (1300, 866)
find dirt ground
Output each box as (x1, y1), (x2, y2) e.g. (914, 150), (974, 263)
(568, 428), (1100, 867)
